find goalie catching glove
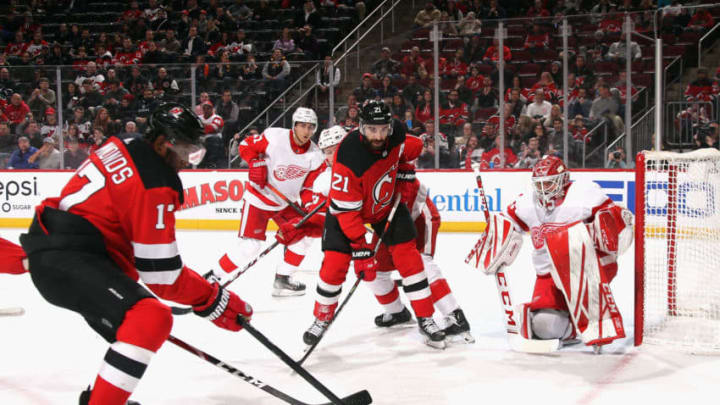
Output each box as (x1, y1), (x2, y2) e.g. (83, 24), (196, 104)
(466, 213), (523, 275)
(193, 283), (253, 331)
(588, 205), (634, 255)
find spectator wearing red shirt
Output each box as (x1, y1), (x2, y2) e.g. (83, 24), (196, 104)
(401, 46), (428, 79)
(440, 89), (470, 129)
(3, 93), (31, 127)
(483, 38), (511, 63)
(480, 135), (517, 169)
(529, 72), (560, 104)
(687, 9), (714, 31)
(527, 0), (550, 18)
(442, 50), (468, 78)
(613, 71), (639, 105)
(465, 65), (485, 94)
(120, 1), (144, 22)
(415, 89), (434, 125)
(113, 37), (143, 66)
(5, 31), (28, 56)
(571, 116), (590, 144)
(524, 23), (549, 50)
(684, 67), (714, 102)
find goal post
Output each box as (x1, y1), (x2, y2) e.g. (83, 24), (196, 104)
(635, 148), (720, 351)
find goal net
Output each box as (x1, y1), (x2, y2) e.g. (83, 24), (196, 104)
(635, 148), (720, 352)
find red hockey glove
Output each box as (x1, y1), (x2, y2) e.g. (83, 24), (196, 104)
(275, 217), (306, 245)
(350, 239), (378, 282)
(193, 283), (253, 332)
(248, 159), (268, 188)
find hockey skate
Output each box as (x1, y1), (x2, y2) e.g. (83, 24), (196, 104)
(443, 308), (475, 344)
(303, 318), (329, 347)
(417, 317), (447, 349)
(375, 307), (412, 327)
(272, 274), (306, 297)
(79, 387), (141, 404)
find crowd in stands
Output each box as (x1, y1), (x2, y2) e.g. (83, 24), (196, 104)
(0, 0), (719, 171)
(338, 0), (720, 169)
(0, 0), (369, 169)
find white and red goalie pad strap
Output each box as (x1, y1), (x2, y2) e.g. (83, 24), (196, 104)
(465, 213), (523, 275)
(544, 222), (625, 346)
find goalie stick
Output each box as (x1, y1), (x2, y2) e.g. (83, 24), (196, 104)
(168, 334), (371, 405)
(298, 196), (402, 367)
(0, 307), (25, 317)
(466, 168), (560, 353)
(170, 200), (327, 315)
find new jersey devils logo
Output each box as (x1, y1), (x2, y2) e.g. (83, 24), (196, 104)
(530, 222), (569, 249)
(273, 165), (309, 181)
(372, 168), (395, 213)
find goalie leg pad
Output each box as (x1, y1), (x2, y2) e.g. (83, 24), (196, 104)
(544, 222), (626, 346)
(466, 213), (523, 275)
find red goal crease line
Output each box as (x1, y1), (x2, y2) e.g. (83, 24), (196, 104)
(0, 218), (489, 233)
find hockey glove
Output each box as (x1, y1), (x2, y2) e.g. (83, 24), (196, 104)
(396, 163), (417, 205)
(248, 159), (268, 188)
(275, 217), (306, 245)
(350, 240), (378, 282)
(193, 283), (253, 332)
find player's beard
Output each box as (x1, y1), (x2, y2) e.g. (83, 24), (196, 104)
(368, 138), (387, 151)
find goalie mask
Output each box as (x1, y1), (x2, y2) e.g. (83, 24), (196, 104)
(531, 155), (570, 211)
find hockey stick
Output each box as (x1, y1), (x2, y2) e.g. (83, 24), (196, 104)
(168, 334), (371, 405)
(467, 168), (559, 353)
(266, 183), (308, 217)
(170, 200), (327, 315)
(298, 196), (402, 367)
(238, 318), (372, 405)
(0, 307), (25, 317)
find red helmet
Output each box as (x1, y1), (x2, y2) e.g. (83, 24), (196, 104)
(531, 155), (570, 210)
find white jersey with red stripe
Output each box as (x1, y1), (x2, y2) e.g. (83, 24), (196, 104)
(240, 127), (324, 211)
(504, 179), (613, 276)
(200, 113), (224, 136)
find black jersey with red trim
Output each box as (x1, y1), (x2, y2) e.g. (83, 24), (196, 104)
(36, 137), (212, 305)
(328, 119), (423, 242)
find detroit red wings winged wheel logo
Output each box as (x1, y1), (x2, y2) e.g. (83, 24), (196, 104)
(273, 165), (309, 181)
(530, 222), (569, 249)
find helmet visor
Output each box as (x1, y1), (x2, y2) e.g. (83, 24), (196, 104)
(169, 139), (206, 166)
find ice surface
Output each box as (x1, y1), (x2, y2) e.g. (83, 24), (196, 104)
(1, 229), (719, 404)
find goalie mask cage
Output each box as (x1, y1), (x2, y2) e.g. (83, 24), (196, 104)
(635, 148), (720, 351)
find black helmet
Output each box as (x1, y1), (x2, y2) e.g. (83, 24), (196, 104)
(145, 102), (204, 146)
(359, 100), (392, 126)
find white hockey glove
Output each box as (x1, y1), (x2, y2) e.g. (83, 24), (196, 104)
(466, 213), (523, 275)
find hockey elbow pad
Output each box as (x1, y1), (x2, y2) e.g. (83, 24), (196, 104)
(466, 213), (523, 275)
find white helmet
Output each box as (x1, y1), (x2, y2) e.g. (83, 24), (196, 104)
(318, 125), (347, 150)
(292, 107), (318, 134)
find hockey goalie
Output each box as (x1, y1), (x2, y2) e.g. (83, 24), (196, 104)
(467, 155), (633, 349)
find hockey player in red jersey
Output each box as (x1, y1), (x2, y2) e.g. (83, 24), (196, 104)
(368, 171), (475, 343)
(277, 126), (472, 343)
(0, 237), (28, 275)
(299, 101), (446, 349)
(19, 103), (253, 405)
(468, 155), (633, 349)
(212, 107), (325, 296)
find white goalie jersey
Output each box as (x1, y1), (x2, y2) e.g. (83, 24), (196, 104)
(504, 180), (616, 276)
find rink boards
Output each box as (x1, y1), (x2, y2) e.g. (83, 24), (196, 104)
(0, 169), (635, 231)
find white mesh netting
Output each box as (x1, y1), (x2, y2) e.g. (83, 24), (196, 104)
(639, 149), (720, 352)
